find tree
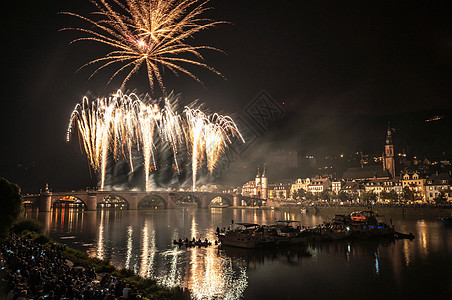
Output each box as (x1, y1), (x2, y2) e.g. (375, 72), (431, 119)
(0, 178), (23, 238)
(305, 191), (315, 202)
(434, 190), (447, 204)
(319, 190), (331, 202)
(351, 191), (359, 202)
(402, 186), (415, 202)
(337, 191), (349, 202)
(387, 190), (400, 203)
(295, 188), (306, 200)
(361, 191), (377, 204)
(379, 190), (390, 202)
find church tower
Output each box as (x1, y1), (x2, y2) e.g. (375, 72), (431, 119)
(383, 123), (396, 178)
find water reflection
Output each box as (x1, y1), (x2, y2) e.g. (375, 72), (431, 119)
(125, 226), (133, 269)
(417, 220), (429, 257)
(97, 210), (105, 260)
(25, 207), (452, 299)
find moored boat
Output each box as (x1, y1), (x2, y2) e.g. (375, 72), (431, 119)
(346, 211), (395, 238)
(218, 223), (272, 248)
(265, 220), (307, 245)
(440, 215), (452, 226)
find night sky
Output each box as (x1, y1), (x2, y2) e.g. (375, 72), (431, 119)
(2, 0), (452, 193)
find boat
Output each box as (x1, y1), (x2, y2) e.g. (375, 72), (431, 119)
(393, 231), (415, 239)
(347, 211), (395, 239)
(350, 211), (379, 224)
(218, 223), (275, 248)
(173, 239), (212, 247)
(440, 215), (452, 226)
(274, 220), (302, 238)
(311, 223), (349, 241)
(266, 220), (307, 245)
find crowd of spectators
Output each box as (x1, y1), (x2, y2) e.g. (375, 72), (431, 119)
(1, 234), (143, 299)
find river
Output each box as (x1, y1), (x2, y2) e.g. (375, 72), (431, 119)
(25, 207), (452, 299)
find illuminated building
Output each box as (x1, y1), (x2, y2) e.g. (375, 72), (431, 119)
(402, 172), (426, 202)
(425, 172), (452, 202)
(241, 181), (256, 197)
(290, 178), (311, 197)
(307, 178), (332, 194)
(341, 181), (363, 198)
(331, 180), (344, 194)
(241, 167), (268, 199)
(267, 181), (292, 199)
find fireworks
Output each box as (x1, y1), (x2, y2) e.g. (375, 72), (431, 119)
(61, 0), (224, 92)
(63, 1), (240, 190)
(67, 91), (244, 191)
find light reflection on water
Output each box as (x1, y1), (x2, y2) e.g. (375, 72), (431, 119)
(25, 207), (452, 299)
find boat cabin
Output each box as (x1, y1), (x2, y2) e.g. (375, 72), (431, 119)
(350, 211), (378, 224)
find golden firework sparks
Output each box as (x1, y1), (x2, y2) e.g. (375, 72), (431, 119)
(67, 91), (244, 191)
(61, 0), (225, 92)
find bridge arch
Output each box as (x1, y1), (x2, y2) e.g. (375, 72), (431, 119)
(97, 194), (129, 209)
(138, 194), (167, 209)
(176, 193), (200, 207)
(208, 195), (232, 207)
(52, 195), (87, 209)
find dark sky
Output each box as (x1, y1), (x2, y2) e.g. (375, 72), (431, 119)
(2, 0), (452, 192)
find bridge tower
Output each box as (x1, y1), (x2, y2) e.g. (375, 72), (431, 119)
(86, 193), (98, 211)
(261, 166), (268, 200)
(38, 183), (52, 212)
(255, 167), (261, 198)
(167, 193), (176, 209)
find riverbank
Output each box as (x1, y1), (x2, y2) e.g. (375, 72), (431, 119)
(229, 204), (452, 218)
(303, 205), (452, 219)
(0, 231), (189, 299)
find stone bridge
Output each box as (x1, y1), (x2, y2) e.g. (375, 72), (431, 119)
(22, 190), (253, 211)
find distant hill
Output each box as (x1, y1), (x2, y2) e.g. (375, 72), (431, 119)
(261, 109), (452, 160)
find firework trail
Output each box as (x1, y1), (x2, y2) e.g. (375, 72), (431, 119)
(61, 0), (224, 92)
(67, 91), (244, 191)
(184, 108), (207, 191)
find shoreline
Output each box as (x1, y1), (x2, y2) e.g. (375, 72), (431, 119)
(227, 204), (451, 218)
(296, 205), (452, 218)
(0, 231), (189, 300)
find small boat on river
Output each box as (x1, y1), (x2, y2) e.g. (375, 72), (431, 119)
(440, 214), (452, 226)
(218, 223), (275, 248)
(266, 220), (306, 245)
(173, 238), (212, 247)
(326, 211), (403, 239)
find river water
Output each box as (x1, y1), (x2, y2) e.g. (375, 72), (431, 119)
(25, 207), (452, 299)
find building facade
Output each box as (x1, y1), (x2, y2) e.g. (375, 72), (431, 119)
(308, 178), (332, 194)
(332, 180), (343, 194)
(290, 178), (311, 197)
(402, 172), (426, 202)
(268, 181), (292, 199)
(425, 172), (452, 202)
(241, 167), (268, 199)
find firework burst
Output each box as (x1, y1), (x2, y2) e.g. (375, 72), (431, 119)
(61, 0), (225, 92)
(67, 91), (244, 191)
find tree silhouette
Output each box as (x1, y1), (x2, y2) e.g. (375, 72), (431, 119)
(0, 178), (23, 239)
